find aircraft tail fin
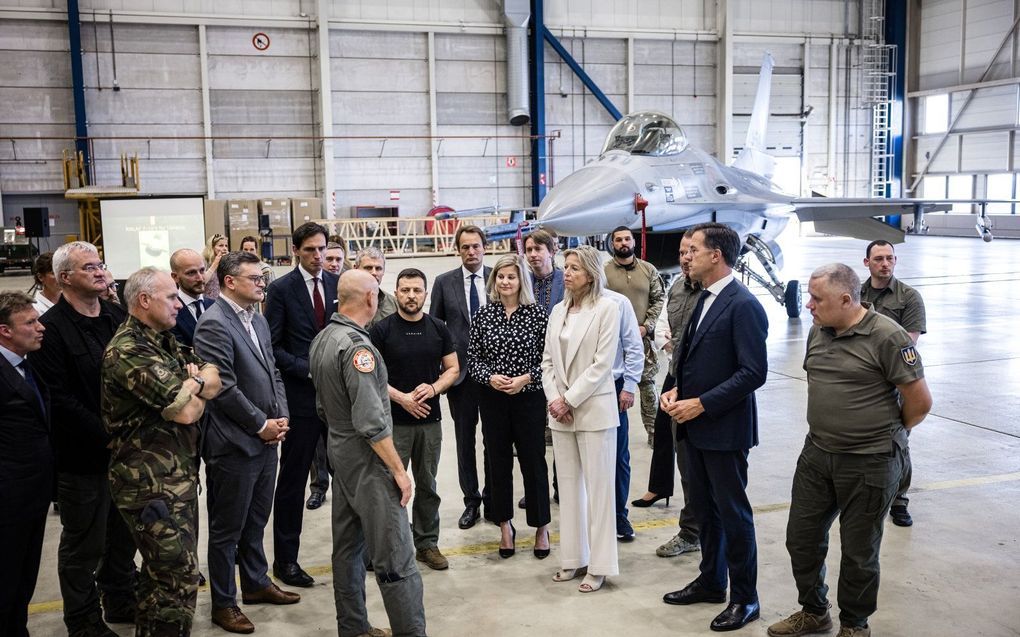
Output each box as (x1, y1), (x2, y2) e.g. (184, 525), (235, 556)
(733, 52), (775, 179)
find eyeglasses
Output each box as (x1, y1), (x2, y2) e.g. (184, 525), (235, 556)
(236, 275), (268, 285)
(107, 282), (118, 290)
(65, 262), (107, 274)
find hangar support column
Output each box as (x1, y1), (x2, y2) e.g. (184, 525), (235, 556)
(317, 0), (336, 218)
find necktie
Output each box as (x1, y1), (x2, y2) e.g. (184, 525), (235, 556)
(18, 360), (46, 415)
(312, 277), (326, 330)
(468, 273), (480, 317)
(680, 290), (712, 361)
(193, 300), (204, 318)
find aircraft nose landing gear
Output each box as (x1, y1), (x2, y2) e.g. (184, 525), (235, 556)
(736, 234), (802, 318)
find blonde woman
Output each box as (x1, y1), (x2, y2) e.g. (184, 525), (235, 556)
(202, 233), (229, 299)
(542, 245), (621, 593)
(467, 254), (551, 560)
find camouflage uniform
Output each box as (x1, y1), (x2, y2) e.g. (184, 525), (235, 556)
(101, 315), (210, 637)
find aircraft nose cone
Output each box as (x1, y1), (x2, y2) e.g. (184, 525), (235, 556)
(539, 164), (639, 235)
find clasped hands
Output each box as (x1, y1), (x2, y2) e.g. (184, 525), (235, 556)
(489, 374), (529, 395)
(397, 383), (438, 419)
(659, 387), (705, 423)
(259, 417), (289, 445)
(547, 396), (573, 425)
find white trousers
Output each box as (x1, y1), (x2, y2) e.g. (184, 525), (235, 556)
(551, 428), (619, 576)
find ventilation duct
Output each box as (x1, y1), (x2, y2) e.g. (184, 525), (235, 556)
(503, 0), (530, 126)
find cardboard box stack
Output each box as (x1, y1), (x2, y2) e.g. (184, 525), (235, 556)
(227, 200), (259, 253)
(290, 198), (322, 230)
(204, 200), (227, 240)
(260, 199), (291, 261)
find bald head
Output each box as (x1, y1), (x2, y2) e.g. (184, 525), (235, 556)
(337, 269), (378, 327)
(170, 248), (207, 297)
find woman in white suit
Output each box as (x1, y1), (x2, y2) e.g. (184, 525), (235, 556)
(542, 245), (621, 593)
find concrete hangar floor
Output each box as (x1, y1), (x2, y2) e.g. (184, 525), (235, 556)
(14, 233), (1020, 637)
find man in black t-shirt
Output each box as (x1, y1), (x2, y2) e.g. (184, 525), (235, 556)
(369, 268), (459, 571)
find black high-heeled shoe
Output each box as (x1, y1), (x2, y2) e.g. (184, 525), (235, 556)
(533, 527), (550, 559)
(631, 494), (670, 508)
(499, 522), (516, 559)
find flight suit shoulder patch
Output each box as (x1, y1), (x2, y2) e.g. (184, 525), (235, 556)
(352, 348), (376, 373)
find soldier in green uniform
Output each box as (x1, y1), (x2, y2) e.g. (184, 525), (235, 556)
(310, 269), (426, 637)
(768, 263), (932, 637)
(860, 239), (927, 527)
(101, 267), (222, 637)
(603, 226), (665, 447)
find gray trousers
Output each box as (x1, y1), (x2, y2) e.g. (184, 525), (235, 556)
(205, 448), (276, 609)
(785, 438), (904, 627)
(392, 422), (442, 550)
(331, 444), (426, 637)
(56, 472), (136, 627)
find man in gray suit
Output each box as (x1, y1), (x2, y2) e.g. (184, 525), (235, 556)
(429, 225), (493, 529)
(193, 251), (301, 634)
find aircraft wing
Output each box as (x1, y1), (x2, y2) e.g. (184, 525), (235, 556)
(792, 198), (952, 244)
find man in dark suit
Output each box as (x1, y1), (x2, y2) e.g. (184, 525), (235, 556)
(0, 292), (52, 637)
(194, 251), (300, 633)
(660, 222), (768, 632)
(170, 248), (215, 347)
(264, 222), (339, 587)
(429, 225), (492, 529)
(33, 241), (137, 637)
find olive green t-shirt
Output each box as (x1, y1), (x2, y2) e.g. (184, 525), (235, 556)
(860, 277), (926, 335)
(803, 306), (924, 454)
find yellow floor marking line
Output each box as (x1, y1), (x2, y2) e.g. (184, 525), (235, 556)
(29, 470), (1020, 616)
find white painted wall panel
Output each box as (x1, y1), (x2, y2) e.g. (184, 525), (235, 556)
(334, 124), (431, 159)
(0, 87), (74, 124)
(333, 58), (428, 93)
(732, 0), (855, 35)
(215, 157), (317, 194)
(919, 0), (965, 90)
(960, 132), (1010, 171)
(333, 31), (428, 61)
(916, 136), (959, 173)
(334, 91), (429, 125)
(963, 0), (1014, 81)
(206, 26), (310, 56)
(335, 157), (431, 190)
(543, 0), (709, 31)
(88, 23), (199, 55)
(211, 90), (312, 124)
(954, 86), (1019, 129)
(81, 0), (306, 18)
(332, 0), (499, 24)
(82, 52), (201, 90)
(208, 56), (314, 91)
(0, 50), (71, 88)
(435, 59), (499, 94)
(0, 19), (69, 51)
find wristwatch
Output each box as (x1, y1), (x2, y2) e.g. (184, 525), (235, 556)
(192, 375), (205, 396)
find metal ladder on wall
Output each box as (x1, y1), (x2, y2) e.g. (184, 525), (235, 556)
(860, 0), (897, 198)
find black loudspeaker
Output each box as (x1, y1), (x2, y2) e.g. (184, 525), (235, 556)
(24, 207), (50, 238)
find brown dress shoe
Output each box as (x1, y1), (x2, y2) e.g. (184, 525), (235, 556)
(353, 629), (393, 637)
(211, 606), (255, 634)
(242, 583), (301, 605)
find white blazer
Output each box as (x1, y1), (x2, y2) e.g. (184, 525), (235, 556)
(542, 294), (621, 432)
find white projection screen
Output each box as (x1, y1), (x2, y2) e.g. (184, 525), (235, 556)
(100, 197), (207, 277)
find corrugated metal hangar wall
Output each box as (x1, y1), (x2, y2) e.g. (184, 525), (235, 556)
(2, 0), (1012, 229)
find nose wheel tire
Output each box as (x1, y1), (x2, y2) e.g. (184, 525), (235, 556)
(784, 280), (801, 318)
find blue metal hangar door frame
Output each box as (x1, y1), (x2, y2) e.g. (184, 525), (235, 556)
(529, 0), (623, 206)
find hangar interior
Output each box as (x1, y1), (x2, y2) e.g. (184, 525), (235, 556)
(0, 0), (1019, 636)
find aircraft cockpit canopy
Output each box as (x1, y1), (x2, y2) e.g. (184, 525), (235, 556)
(601, 112), (689, 156)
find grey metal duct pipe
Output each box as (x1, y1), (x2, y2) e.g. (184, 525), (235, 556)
(503, 0), (530, 126)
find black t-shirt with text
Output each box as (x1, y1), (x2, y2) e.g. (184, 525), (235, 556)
(369, 312), (455, 425)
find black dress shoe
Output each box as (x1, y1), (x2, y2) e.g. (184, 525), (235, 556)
(306, 491), (326, 510)
(272, 562), (314, 588)
(458, 505), (480, 529)
(663, 581), (727, 606)
(710, 601), (760, 632)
